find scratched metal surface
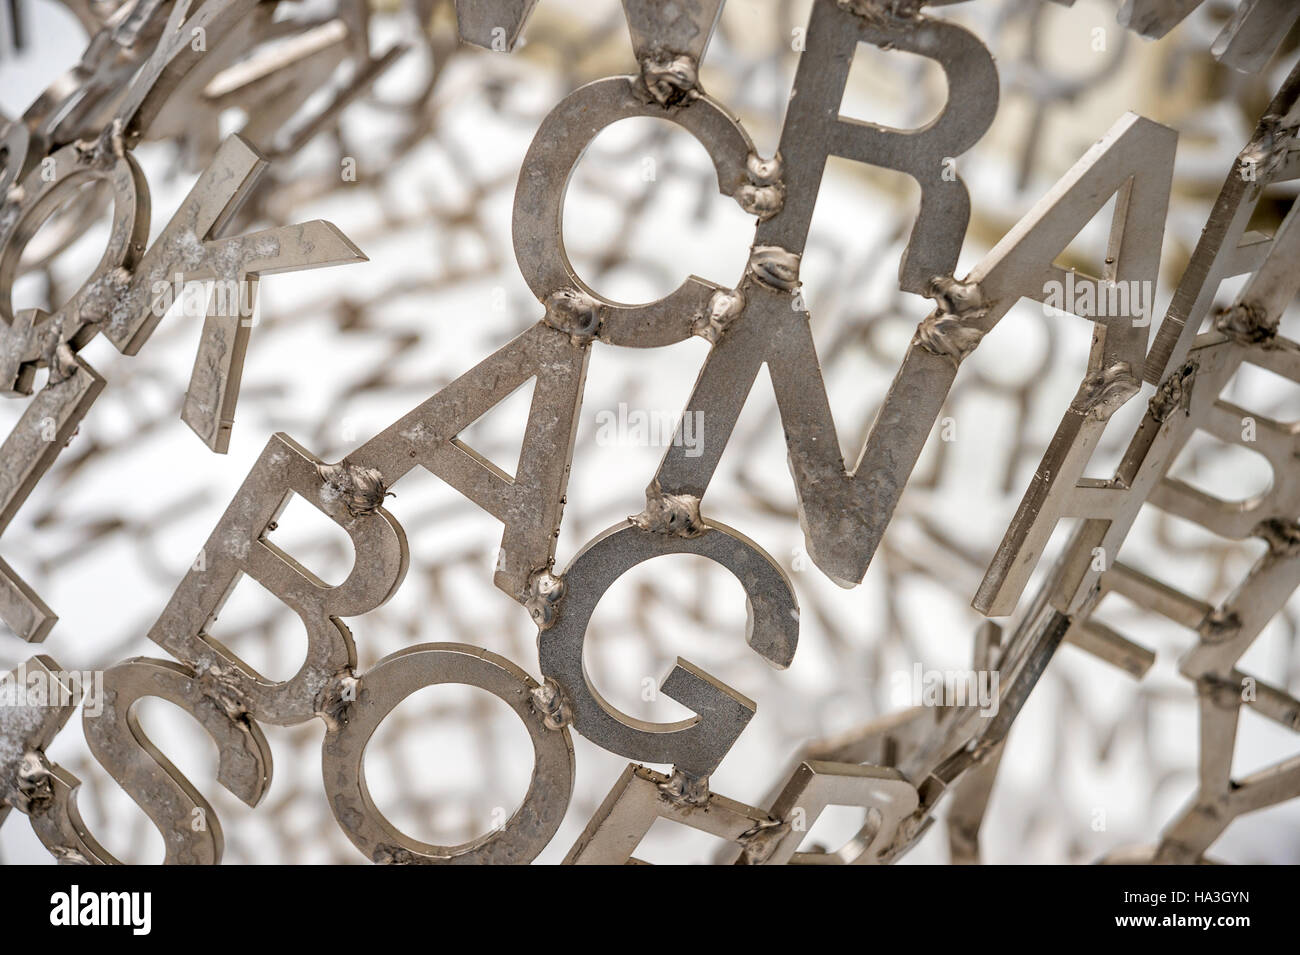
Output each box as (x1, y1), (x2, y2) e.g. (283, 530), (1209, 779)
(1, 0), (1299, 864)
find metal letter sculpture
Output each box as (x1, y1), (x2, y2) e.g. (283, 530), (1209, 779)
(2, 0), (1300, 864)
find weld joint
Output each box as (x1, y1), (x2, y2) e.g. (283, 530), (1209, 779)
(13, 751), (55, 815)
(632, 484), (707, 538)
(317, 462), (394, 518)
(1148, 360), (1197, 422)
(1198, 607), (1242, 645)
(917, 277), (987, 367)
(1254, 518), (1300, 558)
(1214, 301), (1278, 346)
(693, 288), (744, 343)
(543, 288), (601, 345)
(837, 0), (922, 22)
(530, 678), (571, 730)
(46, 342), (81, 385)
(1239, 112), (1299, 184)
(316, 671), (360, 730)
(638, 53), (699, 108)
(658, 768), (710, 807)
(747, 246), (800, 291)
(195, 662), (250, 721)
(737, 154), (784, 220)
(736, 817), (790, 864)
(1069, 362), (1139, 421)
(525, 570), (565, 629)
(1196, 674), (1244, 711)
